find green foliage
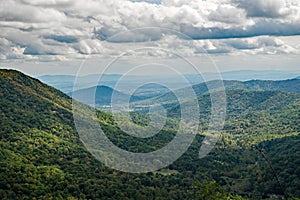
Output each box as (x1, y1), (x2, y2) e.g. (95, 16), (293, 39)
(0, 69), (299, 199)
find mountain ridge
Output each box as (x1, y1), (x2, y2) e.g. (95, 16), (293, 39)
(141, 78), (300, 105)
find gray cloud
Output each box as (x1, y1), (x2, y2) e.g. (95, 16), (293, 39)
(0, 38), (25, 59)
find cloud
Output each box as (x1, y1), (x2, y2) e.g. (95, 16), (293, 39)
(208, 4), (247, 24)
(75, 39), (106, 54)
(43, 35), (78, 43)
(180, 20), (300, 40)
(130, 0), (162, 4)
(235, 0), (295, 18)
(0, 0), (299, 60)
(0, 38), (25, 59)
(222, 37), (299, 54)
(20, 0), (74, 7)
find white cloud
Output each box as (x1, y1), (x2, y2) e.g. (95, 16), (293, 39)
(75, 39), (105, 54)
(208, 4), (247, 24)
(222, 36), (299, 54)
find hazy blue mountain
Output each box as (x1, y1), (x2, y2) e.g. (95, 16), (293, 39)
(38, 74), (196, 98)
(185, 70), (300, 82)
(69, 83), (174, 107)
(220, 70), (299, 81)
(38, 74), (122, 93)
(69, 85), (144, 106)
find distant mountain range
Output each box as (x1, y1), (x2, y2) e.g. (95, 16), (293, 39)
(70, 78), (300, 108)
(38, 70), (300, 94)
(210, 70), (299, 81)
(38, 74), (122, 93)
(137, 78), (300, 106)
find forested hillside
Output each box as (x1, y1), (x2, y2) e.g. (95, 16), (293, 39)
(0, 70), (242, 199)
(0, 69), (299, 199)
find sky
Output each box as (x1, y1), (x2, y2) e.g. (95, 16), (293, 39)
(0, 0), (299, 76)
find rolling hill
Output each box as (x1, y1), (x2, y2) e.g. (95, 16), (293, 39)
(1, 69), (299, 199)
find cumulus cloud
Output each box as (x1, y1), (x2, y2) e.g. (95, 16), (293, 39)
(222, 36), (299, 54)
(208, 4), (247, 24)
(75, 39), (105, 54)
(0, 0), (299, 60)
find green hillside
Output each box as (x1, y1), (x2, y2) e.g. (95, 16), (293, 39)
(203, 79), (300, 94)
(0, 69), (299, 199)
